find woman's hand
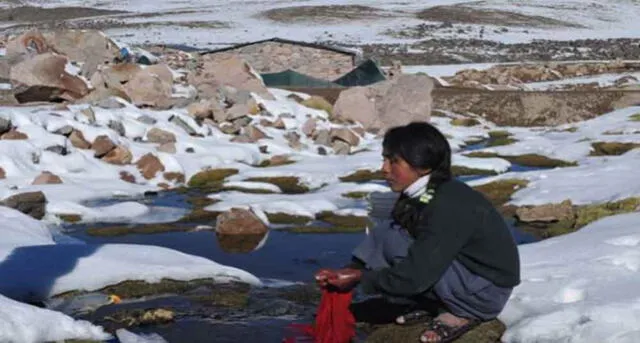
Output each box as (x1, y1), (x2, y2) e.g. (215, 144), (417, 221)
(326, 268), (362, 291)
(315, 269), (337, 288)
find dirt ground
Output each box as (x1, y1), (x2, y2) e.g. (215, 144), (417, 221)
(257, 5), (402, 23)
(0, 6), (126, 22)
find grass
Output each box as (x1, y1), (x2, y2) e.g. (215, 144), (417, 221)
(450, 118), (481, 127)
(466, 152), (577, 168)
(472, 179), (529, 207)
(629, 113), (640, 121)
(451, 165), (498, 177)
(339, 169), (384, 183)
(58, 214), (82, 223)
(487, 130), (512, 139)
(574, 198), (640, 230)
(245, 176), (309, 194)
(187, 169), (239, 188)
(266, 212), (313, 224)
(86, 223), (191, 237)
(301, 96), (333, 115)
(316, 211), (370, 228)
(341, 191), (370, 199)
(222, 186), (278, 194)
(590, 142), (640, 156)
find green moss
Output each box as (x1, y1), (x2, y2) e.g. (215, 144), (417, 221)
(99, 278), (216, 299)
(301, 96), (333, 115)
(86, 223), (190, 237)
(590, 142), (640, 156)
(341, 191), (370, 199)
(487, 137), (518, 147)
(188, 169), (239, 188)
(339, 169), (384, 183)
(502, 154), (577, 168)
(430, 109), (448, 117)
(575, 198), (640, 229)
(222, 186), (278, 194)
(464, 151), (499, 158)
(451, 165), (498, 177)
(365, 319), (505, 343)
(266, 212), (313, 224)
(186, 196), (219, 209)
(450, 118), (481, 127)
(178, 208), (221, 223)
(188, 287), (250, 308)
(216, 233), (267, 253)
(58, 214), (82, 223)
(245, 176), (309, 194)
(488, 130), (511, 139)
(562, 127), (578, 133)
(257, 158), (296, 168)
(316, 211), (371, 228)
(629, 113), (640, 121)
(473, 179), (529, 207)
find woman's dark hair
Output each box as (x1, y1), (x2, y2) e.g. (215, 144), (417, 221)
(382, 121), (452, 189)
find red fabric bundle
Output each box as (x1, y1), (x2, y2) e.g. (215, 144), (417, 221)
(284, 289), (356, 343)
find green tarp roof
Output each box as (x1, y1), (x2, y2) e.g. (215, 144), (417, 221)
(261, 59), (386, 88)
(333, 59), (386, 87)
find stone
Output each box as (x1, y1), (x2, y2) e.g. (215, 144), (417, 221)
(80, 107), (96, 124)
(45, 145), (67, 156)
(5, 30), (50, 65)
(10, 53), (90, 102)
(187, 100), (214, 120)
(157, 142), (177, 154)
(94, 96), (126, 109)
(69, 129), (91, 149)
(332, 140), (351, 155)
(301, 118), (317, 137)
(219, 85), (253, 107)
(142, 64), (174, 85)
(313, 129), (332, 147)
(101, 146), (132, 165)
(163, 172), (185, 184)
(53, 125), (74, 136)
(0, 167), (5, 179)
(32, 171), (63, 185)
(516, 200), (575, 223)
(190, 55), (274, 100)
(119, 171), (136, 183)
(272, 117), (286, 130)
(245, 125), (267, 142)
(1, 191), (47, 219)
(42, 30), (120, 77)
(147, 128), (176, 144)
(136, 153), (166, 180)
(0, 118), (12, 135)
(137, 115), (157, 125)
(124, 67), (173, 108)
(92, 135), (116, 158)
(330, 128), (360, 146)
(285, 131), (305, 151)
(219, 123), (240, 135)
(221, 103), (250, 123)
(1, 130), (28, 140)
(216, 208), (269, 235)
(169, 115), (197, 136)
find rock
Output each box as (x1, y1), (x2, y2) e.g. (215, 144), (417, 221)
(1, 191), (47, 219)
(516, 200), (575, 223)
(101, 146), (132, 165)
(147, 128), (176, 144)
(1, 130), (28, 140)
(0, 118), (12, 135)
(53, 125), (74, 136)
(124, 67), (173, 108)
(92, 135), (116, 158)
(216, 208), (268, 235)
(142, 64), (174, 85)
(313, 129), (332, 147)
(157, 142), (177, 154)
(42, 30), (120, 77)
(69, 129), (91, 149)
(5, 30), (50, 65)
(80, 107), (96, 124)
(163, 172), (185, 184)
(45, 145), (67, 156)
(332, 140), (351, 155)
(330, 128), (360, 146)
(219, 123), (240, 135)
(219, 85), (254, 107)
(244, 125), (267, 142)
(301, 118), (317, 137)
(10, 53), (90, 102)
(137, 115), (157, 125)
(284, 131), (303, 150)
(94, 96), (126, 109)
(136, 153), (166, 180)
(268, 155), (291, 166)
(187, 100), (214, 120)
(0, 58), (9, 79)
(0, 167), (5, 179)
(32, 171), (63, 185)
(223, 103), (250, 123)
(169, 115), (197, 136)
(333, 74), (433, 132)
(189, 55), (274, 100)
(119, 171), (136, 183)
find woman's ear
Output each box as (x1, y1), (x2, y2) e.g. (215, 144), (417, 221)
(419, 168), (432, 176)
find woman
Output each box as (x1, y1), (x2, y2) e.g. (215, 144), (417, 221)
(316, 122), (520, 343)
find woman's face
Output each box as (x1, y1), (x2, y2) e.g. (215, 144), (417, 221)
(381, 155), (423, 192)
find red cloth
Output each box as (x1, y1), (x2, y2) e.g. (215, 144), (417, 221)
(284, 289), (356, 343)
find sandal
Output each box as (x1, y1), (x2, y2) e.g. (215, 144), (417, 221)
(419, 318), (480, 343)
(396, 310), (432, 325)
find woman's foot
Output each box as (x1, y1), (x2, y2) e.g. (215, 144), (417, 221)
(419, 312), (479, 343)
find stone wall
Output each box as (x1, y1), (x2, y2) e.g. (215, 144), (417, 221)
(207, 41), (354, 80)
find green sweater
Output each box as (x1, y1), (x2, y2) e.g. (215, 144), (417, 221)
(360, 179), (520, 296)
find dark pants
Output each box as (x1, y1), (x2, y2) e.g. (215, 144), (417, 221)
(353, 222), (512, 320)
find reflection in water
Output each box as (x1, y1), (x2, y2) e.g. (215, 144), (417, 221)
(216, 231), (270, 254)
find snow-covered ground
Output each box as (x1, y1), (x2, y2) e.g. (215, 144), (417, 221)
(2, 0), (640, 47)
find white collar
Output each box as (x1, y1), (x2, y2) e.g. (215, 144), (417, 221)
(403, 174), (430, 198)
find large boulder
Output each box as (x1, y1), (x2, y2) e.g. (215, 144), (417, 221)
(1, 191), (47, 219)
(10, 53), (90, 102)
(4, 30), (51, 65)
(135, 153), (166, 180)
(124, 66), (173, 108)
(333, 74), (433, 132)
(189, 55), (274, 100)
(516, 200), (575, 223)
(216, 208), (268, 235)
(42, 30), (120, 77)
